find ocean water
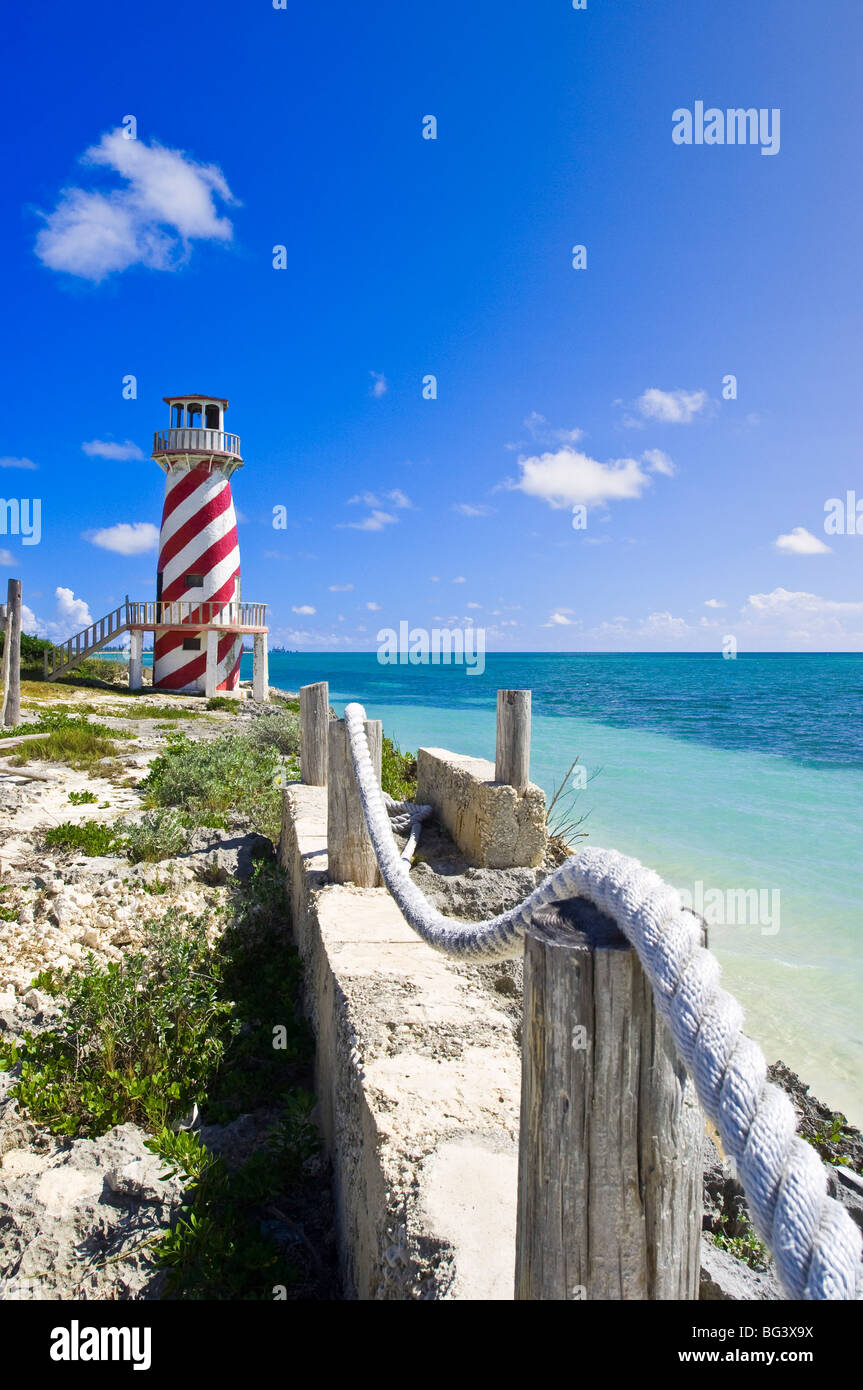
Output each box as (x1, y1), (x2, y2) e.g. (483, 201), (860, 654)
(248, 651), (863, 1127)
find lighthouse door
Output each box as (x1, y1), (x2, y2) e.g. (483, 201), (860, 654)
(156, 570), (163, 622)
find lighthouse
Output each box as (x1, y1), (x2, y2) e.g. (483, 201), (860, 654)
(151, 395), (244, 693)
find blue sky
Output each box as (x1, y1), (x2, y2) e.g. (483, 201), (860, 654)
(2, 0), (861, 652)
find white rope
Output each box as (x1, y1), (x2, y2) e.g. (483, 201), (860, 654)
(383, 793), (432, 864)
(343, 701), (863, 1301)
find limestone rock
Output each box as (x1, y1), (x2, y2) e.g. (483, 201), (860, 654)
(699, 1235), (782, 1301)
(0, 1122), (183, 1300)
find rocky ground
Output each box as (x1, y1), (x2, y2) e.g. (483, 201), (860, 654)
(0, 680), (337, 1301)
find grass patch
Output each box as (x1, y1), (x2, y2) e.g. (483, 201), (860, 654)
(5, 727), (123, 774)
(110, 703), (200, 721)
(206, 695), (241, 712)
(381, 734), (417, 801)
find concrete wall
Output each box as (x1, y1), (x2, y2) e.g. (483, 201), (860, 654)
(279, 784), (521, 1299)
(417, 748), (547, 869)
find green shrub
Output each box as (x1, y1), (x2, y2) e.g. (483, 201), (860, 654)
(0, 912), (235, 1137)
(206, 695), (240, 712)
(120, 809), (189, 864)
(140, 730), (284, 840)
(248, 709), (301, 758)
(68, 789), (98, 805)
(43, 820), (120, 857)
(381, 734), (417, 801)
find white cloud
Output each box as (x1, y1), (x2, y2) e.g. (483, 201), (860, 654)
(292, 604), (316, 615)
(0, 550), (15, 565)
(466, 601), (481, 609)
(524, 413), (584, 446)
(342, 489), (411, 531)
(744, 588), (863, 619)
(24, 587), (94, 642)
(544, 611), (573, 627)
(452, 576), (467, 583)
(704, 598), (726, 608)
(340, 510), (397, 532)
(86, 521), (159, 555)
(328, 583), (354, 592)
(453, 503), (493, 517)
(347, 489), (412, 509)
(366, 601), (381, 611)
(82, 439), (145, 461)
(636, 388), (708, 424)
(642, 448), (676, 477)
(509, 446), (651, 509)
(774, 526), (832, 555)
(638, 611), (691, 638)
(36, 129), (236, 282)
(0, 457), (38, 471)
(369, 372), (388, 398)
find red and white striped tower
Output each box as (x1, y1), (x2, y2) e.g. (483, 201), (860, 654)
(151, 395), (244, 692)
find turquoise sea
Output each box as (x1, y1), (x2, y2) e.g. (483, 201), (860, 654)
(122, 648), (862, 1125)
(254, 651), (863, 1127)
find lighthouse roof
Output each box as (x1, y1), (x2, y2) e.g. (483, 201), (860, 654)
(163, 394), (229, 406)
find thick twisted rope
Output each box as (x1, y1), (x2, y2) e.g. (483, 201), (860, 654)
(343, 702), (862, 1300)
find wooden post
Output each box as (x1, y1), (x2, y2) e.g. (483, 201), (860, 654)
(300, 681), (329, 786)
(0, 604), (9, 723)
(4, 579), (22, 728)
(495, 689), (531, 791)
(327, 716), (381, 887)
(515, 896), (703, 1301)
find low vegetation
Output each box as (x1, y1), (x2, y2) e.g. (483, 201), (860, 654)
(1, 864), (322, 1299)
(206, 695), (240, 712)
(381, 734), (417, 801)
(710, 1216), (770, 1271)
(140, 728), (289, 840)
(44, 820), (120, 857)
(67, 789), (99, 805)
(121, 809), (189, 864)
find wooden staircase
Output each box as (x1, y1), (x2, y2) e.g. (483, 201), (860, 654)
(43, 600), (131, 680)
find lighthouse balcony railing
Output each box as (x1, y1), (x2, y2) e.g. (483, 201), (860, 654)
(152, 428), (242, 459)
(127, 600), (268, 630)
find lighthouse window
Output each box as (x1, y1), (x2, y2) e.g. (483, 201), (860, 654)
(187, 403), (202, 427)
(184, 573), (204, 588)
(205, 404), (220, 429)
(182, 637), (201, 652)
(171, 403), (184, 427)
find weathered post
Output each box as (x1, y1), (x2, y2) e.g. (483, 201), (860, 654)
(515, 897), (703, 1300)
(300, 681), (329, 786)
(0, 604), (9, 722)
(495, 689), (531, 791)
(4, 579), (22, 728)
(327, 716), (381, 886)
